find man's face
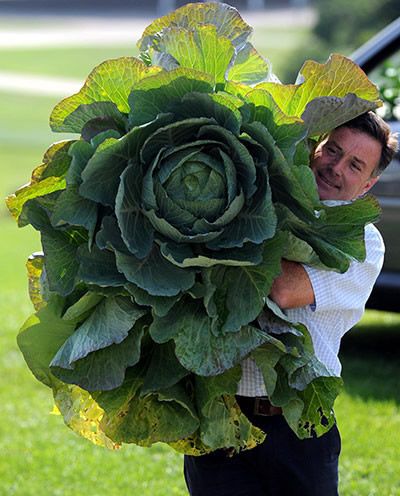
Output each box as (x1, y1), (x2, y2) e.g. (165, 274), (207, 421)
(310, 126), (382, 201)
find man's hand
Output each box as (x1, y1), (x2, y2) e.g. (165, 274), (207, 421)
(269, 259), (315, 310)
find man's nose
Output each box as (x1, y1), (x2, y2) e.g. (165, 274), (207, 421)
(330, 156), (346, 174)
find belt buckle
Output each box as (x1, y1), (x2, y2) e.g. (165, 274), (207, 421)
(254, 397), (271, 416)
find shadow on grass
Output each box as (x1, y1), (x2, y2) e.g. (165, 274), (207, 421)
(339, 312), (400, 405)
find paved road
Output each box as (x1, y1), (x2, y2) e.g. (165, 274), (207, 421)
(0, 7), (316, 96)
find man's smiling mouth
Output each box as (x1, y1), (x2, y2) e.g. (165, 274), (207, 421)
(318, 172), (340, 189)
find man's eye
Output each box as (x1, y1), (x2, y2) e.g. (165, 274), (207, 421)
(327, 147), (337, 155)
(351, 163), (361, 171)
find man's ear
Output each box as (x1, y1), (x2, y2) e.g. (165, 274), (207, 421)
(362, 175), (379, 195)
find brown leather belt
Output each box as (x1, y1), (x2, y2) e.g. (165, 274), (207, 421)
(236, 395), (283, 417)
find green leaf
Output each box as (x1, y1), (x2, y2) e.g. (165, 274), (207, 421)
(210, 231), (287, 331)
(276, 195), (381, 272)
(150, 297), (270, 376)
(50, 57), (163, 131)
(79, 113), (173, 206)
(66, 140), (94, 184)
(175, 323), (269, 376)
(60, 101), (127, 134)
(256, 54), (381, 137)
(128, 67), (215, 127)
(115, 163), (155, 259)
(51, 184), (98, 232)
(24, 200), (84, 295)
(125, 282), (181, 317)
(93, 365), (144, 417)
(242, 121), (319, 223)
(138, 2), (253, 51)
(301, 93), (380, 138)
(165, 91), (243, 135)
(142, 49), (180, 71)
(62, 291), (104, 321)
(6, 141), (73, 224)
(283, 231), (333, 271)
(251, 342), (285, 396)
(269, 363), (301, 408)
(139, 117), (213, 165)
(51, 136), (119, 233)
(228, 42), (272, 86)
(76, 244), (127, 288)
(196, 365), (242, 406)
(101, 383), (199, 446)
(17, 293), (79, 388)
(51, 296), (146, 368)
(50, 318), (147, 391)
(257, 299), (301, 332)
(287, 355), (337, 391)
(195, 369), (265, 451)
(293, 376), (343, 439)
(32, 140), (75, 183)
(206, 166), (276, 250)
(95, 215), (130, 254)
(160, 241), (264, 268)
(156, 24), (235, 85)
(141, 341), (191, 395)
(244, 90), (308, 161)
(197, 124), (257, 199)
(115, 245), (195, 297)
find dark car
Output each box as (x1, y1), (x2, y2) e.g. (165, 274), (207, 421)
(350, 17), (400, 312)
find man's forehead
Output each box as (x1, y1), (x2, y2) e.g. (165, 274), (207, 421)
(325, 126), (380, 150)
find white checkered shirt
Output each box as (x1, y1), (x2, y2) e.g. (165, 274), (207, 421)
(237, 223), (385, 397)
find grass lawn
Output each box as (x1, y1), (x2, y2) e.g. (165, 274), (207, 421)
(337, 317), (400, 496)
(1, 21), (400, 496)
(0, 46), (141, 80)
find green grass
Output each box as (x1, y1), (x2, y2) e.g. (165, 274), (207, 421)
(334, 312), (400, 495)
(2, 22), (400, 496)
(337, 354), (400, 494)
(0, 45), (141, 79)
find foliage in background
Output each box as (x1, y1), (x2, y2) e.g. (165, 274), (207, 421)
(282, 0), (399, 83)
(371, 54), (400, 120)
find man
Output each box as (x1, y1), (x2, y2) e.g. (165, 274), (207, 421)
(184, 112), (399, 496)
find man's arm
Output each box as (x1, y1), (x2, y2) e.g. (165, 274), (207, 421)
(269, 259), (315, 310)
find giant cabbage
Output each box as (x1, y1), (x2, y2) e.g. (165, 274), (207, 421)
(6, 2), (382, 454)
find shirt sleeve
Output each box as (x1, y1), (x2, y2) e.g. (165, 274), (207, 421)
(303, 224), (385, 313)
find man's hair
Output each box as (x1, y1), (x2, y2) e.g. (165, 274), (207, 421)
(339, 111), (399, 177)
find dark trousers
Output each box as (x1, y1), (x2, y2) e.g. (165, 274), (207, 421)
(184, 404), (341, 496)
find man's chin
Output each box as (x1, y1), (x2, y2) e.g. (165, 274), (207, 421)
(315, 178), (341, 201)
(317, 186), (337, 201)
